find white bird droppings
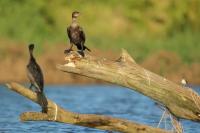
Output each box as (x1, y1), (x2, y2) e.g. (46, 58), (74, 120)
(64, 62), (76, 67)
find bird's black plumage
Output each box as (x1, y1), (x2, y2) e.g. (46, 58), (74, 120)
(27, 44), (47, 113)
(65, 11), (90, 57)
(27, 44), (44, 93)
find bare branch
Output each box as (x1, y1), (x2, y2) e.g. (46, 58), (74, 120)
(57, 50), (200, 122)
(6, 82), (168, 133)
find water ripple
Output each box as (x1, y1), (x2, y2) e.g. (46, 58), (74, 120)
(0, 85), (200, 132)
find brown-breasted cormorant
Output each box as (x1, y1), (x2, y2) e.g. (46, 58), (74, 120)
(27, 44), (47, 113)
(65, 11), (91, 57)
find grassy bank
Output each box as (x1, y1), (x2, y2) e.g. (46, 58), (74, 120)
(0, 1), (199, 84)
(0, 0), (200, 63)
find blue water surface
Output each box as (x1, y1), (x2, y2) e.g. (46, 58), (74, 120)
(0, 84), (200, 133)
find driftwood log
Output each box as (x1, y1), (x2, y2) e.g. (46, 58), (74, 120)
(6, 82), (168, 133)
(6, 49), (200, 133)
(57, 50), (200, 122)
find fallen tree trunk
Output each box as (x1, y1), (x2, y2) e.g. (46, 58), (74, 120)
(6, 82), (168, 133)
(57, 50), (200, 122)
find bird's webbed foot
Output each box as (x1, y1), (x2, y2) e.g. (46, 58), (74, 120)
(41, 107), (48, 113)
(78, 50), (85, 57)
(64, 49), (73, 54)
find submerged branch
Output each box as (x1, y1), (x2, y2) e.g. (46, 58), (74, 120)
(6, 82), (168, 133)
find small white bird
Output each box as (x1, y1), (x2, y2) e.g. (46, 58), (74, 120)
(181, 78), (187, 86)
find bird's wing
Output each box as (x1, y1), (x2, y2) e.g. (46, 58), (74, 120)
(34, 63), (44, 91)
(67, 26), (72, 41)
(28, 62), (44, 92)
(79, 27), (86, 44)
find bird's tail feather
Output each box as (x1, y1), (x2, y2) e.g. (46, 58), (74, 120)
(37, 92), (48, 113)
(84, 46), (91, 52)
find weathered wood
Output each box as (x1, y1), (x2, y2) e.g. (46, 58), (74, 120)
(57, 50), (200, 122)
(6, 82), (168, 133)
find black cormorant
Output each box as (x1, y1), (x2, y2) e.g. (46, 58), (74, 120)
(27, 44), (47, 113)
(65, 11), (91, 57)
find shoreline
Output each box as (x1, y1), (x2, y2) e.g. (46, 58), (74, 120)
(0, 44), (199, 85)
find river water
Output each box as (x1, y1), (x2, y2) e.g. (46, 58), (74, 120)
(0, 84), (200, 133)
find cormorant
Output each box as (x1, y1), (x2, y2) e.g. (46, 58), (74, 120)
(27, 44), (47, 113)
(65, 11), (91, 57)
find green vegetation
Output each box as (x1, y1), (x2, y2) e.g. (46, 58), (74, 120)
(0, 0), (200, 63)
